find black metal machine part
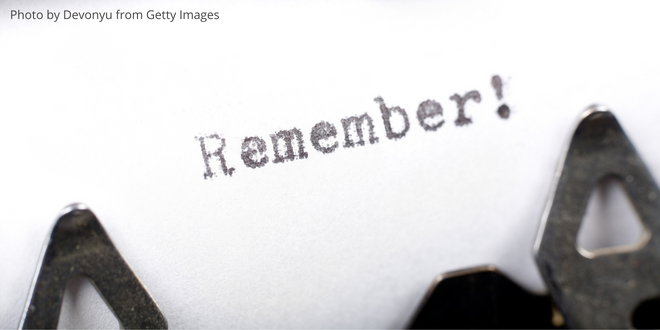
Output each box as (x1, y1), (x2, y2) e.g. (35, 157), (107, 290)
(407, 266), (660, 329)
(408, 267), (560, 329)
(20, 204), (167, 329)
(409, 106), (660, 329)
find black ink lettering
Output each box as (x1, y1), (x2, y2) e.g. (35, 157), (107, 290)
(450, 91), (481, 126)
(491, 75), (503, 101)
(194, 76), (513, 180)
(241, 136), (269, 169)
(374, 96), (410, 140)
(417, 99), (445, 131)
(197, 134), (235, 179)
(270, 128), (308, 163)
(492, 75), (511, 119)
(341, 113), (379, 148)
(310, 121), (339, 154)
(497, 104), (510, 119)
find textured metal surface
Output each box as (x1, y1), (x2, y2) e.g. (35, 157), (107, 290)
(535, 106), (660, 328)
(408, 266), (557, 329)
(20, 204), (167, 329)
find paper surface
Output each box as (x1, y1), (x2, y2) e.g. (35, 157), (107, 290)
(2, 0), (660, 328)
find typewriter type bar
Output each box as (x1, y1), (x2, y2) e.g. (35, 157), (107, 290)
(411, 106), (660, 329)
(20, 204), (167, 329)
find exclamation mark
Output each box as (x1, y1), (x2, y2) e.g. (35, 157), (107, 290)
(491, 75), (510, 119)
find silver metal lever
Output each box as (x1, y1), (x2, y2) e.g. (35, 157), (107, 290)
(19, 204), (167, 329)
(535, 106), (660, 328)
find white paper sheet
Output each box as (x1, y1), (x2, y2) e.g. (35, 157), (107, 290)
(2, 0), (660, 328)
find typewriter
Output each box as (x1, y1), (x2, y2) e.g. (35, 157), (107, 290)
(2, 1), (660, 328)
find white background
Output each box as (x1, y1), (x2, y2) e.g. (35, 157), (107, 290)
(2, 0), (660, 328)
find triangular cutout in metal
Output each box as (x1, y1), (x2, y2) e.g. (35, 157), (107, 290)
(577, 175), (648, 256)
(535, 106), (660, 328)
(57, 275), (120, 329)
(20, 204), (167, 329)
